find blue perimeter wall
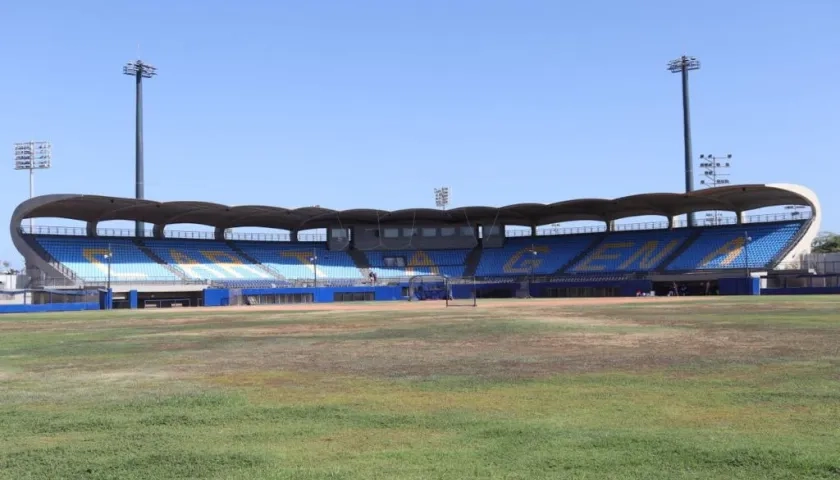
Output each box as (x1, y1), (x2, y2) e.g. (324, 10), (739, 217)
(763, 287), (840, 295)
(204, 286), (403, 306)
(7, 279), (838, 314)
(719, 278), (761, 296)
(203, 280), (656, 306)
(0, 302), (100, 314)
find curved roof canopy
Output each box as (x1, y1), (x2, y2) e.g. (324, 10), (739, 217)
(12, 184), (815, 231)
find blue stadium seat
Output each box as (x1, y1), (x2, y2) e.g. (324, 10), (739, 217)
(666, 222), (803, 270)
(475, 236), (595, 277)
(32, 220), (806, 284)
(235, 243), (363, 280)
(364, 249), (468, 278)
(35, 237), (179, 281)
(569, 230), (693, 273)
(144, 240), (273, 281)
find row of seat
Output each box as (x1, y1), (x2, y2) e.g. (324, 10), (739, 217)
(36, 237), (180, 281)
(32, 221), (804, 282)
(365, 249), (470, 278)
(666, 222), (802, 270)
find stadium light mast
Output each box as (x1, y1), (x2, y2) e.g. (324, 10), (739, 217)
(103, 246), (113, 294)
(668, 55), (700, 226)
(698, 154), (732, 225)
(434, 187), (450, 211)
(123, 59), (157, 237)
(527, 244), (538, 299)
(744, 232), (752, 278)
(14, 141), (52, 233)
(310, 247), (318, 288)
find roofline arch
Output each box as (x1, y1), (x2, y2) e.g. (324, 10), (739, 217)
(10, 184), (818, 233)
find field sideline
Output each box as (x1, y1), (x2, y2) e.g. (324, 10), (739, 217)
(162, 295), (717, 313)
(1, 296), (839, 479)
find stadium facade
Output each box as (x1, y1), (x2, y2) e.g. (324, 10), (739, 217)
(2, 183), (825, 310)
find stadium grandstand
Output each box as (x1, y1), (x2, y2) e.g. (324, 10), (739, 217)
(5, 183), (821, 308)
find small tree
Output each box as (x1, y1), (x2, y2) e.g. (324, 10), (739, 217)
(1, 260), (10, 273)
(812, 232), (840, 254)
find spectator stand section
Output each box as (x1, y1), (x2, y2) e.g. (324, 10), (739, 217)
(6, 184), (822, 310)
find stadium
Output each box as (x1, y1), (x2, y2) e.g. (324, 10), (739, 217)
(0, 182), (824, 312)
(3, 4), (840, 475)
(4, 180), (840, 478)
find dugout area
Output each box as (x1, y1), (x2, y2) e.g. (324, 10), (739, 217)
(134, 290), (204, 309)
(7, 275), (761, 313)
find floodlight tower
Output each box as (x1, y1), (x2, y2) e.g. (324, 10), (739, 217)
(103, 245), (113, 293)
(698, 154), (732, 225)
(123, 59), (157, 237)
(668, 55), (701, 226)
(743, 232), (752, 278)
(434, 187), (450, 210)
(14, 141), (52, 232)
(785, 204), (809, 220)
(310, 248), (318, 288)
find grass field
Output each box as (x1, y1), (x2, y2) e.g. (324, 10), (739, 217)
(1, 297), (840, 479)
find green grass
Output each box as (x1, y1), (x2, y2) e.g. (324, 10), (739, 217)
(1, 297), (840, 478)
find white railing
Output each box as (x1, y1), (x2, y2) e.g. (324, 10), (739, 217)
(18, 210), (810, 241)
(507, 211), (812, 237)
(18, 225), (327, 242)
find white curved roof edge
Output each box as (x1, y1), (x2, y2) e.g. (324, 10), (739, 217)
(765, 183), (820, 213)
(766, 183), (821, 266)
(11, 183), (819, 231)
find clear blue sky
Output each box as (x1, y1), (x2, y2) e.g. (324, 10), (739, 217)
(1, 0), (838, 265)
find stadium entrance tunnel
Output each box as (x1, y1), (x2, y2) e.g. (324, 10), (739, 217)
(138, 290), (204, 309)
(475, 285), (518, 299)
(652, 280), (719, 296)
(527, 279), (653, 298)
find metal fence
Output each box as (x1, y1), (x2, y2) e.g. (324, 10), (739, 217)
(764, 274), (840, 289)
(80, 277), (211, 287)
(0, 288), (99, 305)
(775, 254), (840, 274)
(33, 276), (211, 289)
(799, 253), (840, 274)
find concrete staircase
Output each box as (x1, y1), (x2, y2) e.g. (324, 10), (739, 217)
(347, 249), (373, 278)
(225, 241), (286, 280)
(22, 234), (78, 283)
(463, 245), (483, 277)
(767, 218), (813, 269)
(132, 239), (191, 281)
